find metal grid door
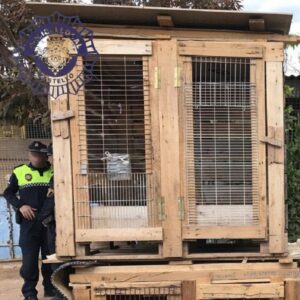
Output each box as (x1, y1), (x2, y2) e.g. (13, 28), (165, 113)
(184, 57), (259, 227)
(93, 283), (181, 300)
(75, 55), (158, 230)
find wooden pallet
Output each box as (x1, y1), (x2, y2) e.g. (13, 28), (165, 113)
(69, 260), (300, 300)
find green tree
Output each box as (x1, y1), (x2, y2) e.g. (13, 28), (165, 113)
(285, 101), (300, 242)
(0, 0), (49, 125)
(0, 0), (243, 126)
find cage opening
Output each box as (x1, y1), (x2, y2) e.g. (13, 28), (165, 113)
(188, 239), (261, 253)
(185, 57), (259, 226)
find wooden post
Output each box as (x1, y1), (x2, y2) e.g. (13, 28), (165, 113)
(180, 56), (197, 227)
(250, 59), (267, 237)
(73, 286), (91, 300)
(156, 40), (182, 257)
(182, 281), (196, 300)
(285, 279), (300, 300)
(69, 58), (91, 230)
(266, 43), (286, 254)
(148, 46), (162, 229)
(50, 95), (76, 256)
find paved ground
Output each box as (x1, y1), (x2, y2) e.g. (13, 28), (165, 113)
(0, 261), (47, 300)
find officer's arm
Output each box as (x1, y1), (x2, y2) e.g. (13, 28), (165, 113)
(37, 177), (55, 222)
(3, 173), (25, 209)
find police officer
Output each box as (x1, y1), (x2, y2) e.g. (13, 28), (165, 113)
(4, 141), (55, 300)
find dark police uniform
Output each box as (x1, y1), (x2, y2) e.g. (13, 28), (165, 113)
(3, 141), (54, 299)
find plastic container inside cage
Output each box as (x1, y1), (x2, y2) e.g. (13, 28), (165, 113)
(102, 151), (131, 181)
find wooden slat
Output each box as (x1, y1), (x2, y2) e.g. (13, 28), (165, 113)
(285, 279), (300, 300)
(182, 225), (266, 239)
(249, 19), (265, 32)
(264, 42), (284, 62)
(156, 40), (182, 257)
(197, 282), (284, 299)
(76, 227), (163, 242)
(178, 41), (263, 57)
(253, 59), (269, 249)
(266, 58), (286, 254)
(90, 26), (300, 44)
(70, 263), (300, 285)
(73, 287), (91, 300)
(181, 57), (196, 227)
(157, 15), (174, 27)
(69, 58), (91, 232)
(93, 39), (152, 55)
(182, 281), (196, 300)
(148, 42), (162, 228)
(250, 59), (268, 240)
(50, 97), (76, 256)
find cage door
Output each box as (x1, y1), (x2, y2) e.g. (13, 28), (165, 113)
(71, 40), (163, 244)
(179, 42), (267, 240)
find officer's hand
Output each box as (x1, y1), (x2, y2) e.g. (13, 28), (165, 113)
(19, 205), (37, 220)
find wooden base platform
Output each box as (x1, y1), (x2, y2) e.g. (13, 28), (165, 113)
(69, 260), (300, 299)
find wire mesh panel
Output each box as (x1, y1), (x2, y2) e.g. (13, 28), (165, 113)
(75, 55), (157, 230)
(94, 284), (181, 300)
(184, 57), (259, 226)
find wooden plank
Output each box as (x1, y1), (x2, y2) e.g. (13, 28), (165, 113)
(182, 281), (196, 300)
(90, 26), (300, 43)
(73, 286), (91, 300)
(93, 39), (152, 55)
(256, 59), (268, 249)
(50, 96), (76, 256)
(197, 282), (284, 299)
(157, 15), (174, 27)
(76, 227), (163, 242)
(249, 19), (265, 32)
(264, 42), (284, 62)
(266, 61), (286, 254)
(285, 279), (300, 300)
(180, 57), (197, 227)
(156, 40), (182, 257)
(51, 110), (75, 121)
(73, 262), (297, 274)
(70, 263), (300, 285)
(182, 225), (266, 239)
(69, 58), (91, 232)
(178, 42), (263, 57)
(251, 59), (268, 240)
(143, 56), (157, 228)
(148, 43), (162, 228)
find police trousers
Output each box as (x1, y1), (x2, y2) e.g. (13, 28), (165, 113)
(19, 220), (54, 297)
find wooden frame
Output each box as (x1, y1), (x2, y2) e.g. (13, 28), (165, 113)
(70, 261), (300, 299)
(179, 42), (268, 242)
(67, 40), (164, 248)
(265, 43), (286, 254)
(51, 32), (288, 259)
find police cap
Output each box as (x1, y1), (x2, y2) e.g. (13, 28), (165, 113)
(28, 141), (47, 154)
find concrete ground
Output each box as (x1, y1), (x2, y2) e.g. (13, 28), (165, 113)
(0, 261), (47, 300)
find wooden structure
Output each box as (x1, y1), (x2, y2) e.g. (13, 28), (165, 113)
(28, 2), (300, 299)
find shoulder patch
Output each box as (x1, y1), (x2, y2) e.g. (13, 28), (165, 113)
(25, 173), (33, 181)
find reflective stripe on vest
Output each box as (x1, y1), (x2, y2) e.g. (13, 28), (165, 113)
(13, 165), (53, 188)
